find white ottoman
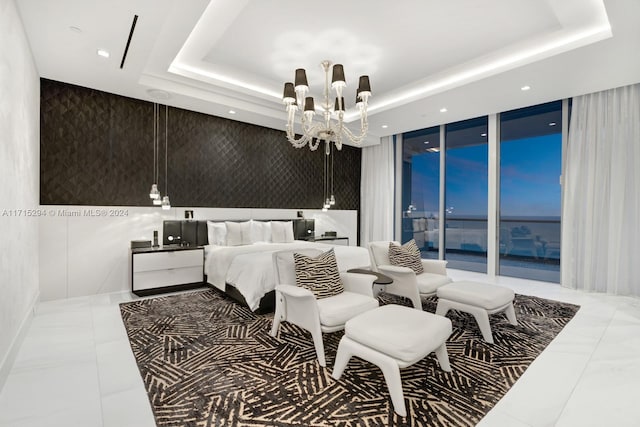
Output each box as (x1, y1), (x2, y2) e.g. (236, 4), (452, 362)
(436, 281), (517, 344)
(331, 304), (452, 417)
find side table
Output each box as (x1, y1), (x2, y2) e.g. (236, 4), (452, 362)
(347, 268), (393, 297)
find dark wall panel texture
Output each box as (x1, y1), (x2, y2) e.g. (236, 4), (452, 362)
(40, 79), (361, 209)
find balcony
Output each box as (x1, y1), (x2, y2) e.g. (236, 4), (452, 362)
(404, 216), (560, 282)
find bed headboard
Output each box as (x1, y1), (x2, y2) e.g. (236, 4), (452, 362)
(162, 219), (312, 246)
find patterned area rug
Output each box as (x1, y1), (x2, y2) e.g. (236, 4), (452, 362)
(120, 289), (579, 427)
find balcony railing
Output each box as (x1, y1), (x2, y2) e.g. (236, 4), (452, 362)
(404, 215), (560, 263)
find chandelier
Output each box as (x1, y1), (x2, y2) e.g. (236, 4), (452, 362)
(282, 60), (371, 151)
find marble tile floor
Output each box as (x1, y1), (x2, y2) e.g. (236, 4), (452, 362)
(0, 271), (639, 427)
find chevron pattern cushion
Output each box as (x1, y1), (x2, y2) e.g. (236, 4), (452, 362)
(293, 249), (344, 299)
(389, 240), (424, 274)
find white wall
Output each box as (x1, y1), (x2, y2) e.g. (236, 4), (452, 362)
(38, 206), (358, 301)
(0, 0), (40, 389)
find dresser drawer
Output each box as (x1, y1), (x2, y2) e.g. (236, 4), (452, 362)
(133, 266), (203, 291)
(133, 249), (203, 272)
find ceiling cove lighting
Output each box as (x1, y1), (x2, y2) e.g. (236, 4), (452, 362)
(282, 60), (371, 151)
(96, 49), (110, 58)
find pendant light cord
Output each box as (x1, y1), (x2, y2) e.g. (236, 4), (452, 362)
(152, 103), (156, 183)
(152, 103), (154, 183)
(330, 142), (334, 196)
(165, 105), (168, 196)
(324, 141), (328, 204)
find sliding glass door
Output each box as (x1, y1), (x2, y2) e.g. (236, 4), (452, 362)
(499, 101), (562, 282)
(444, 117), (488, 273)
(401, 126), (440, 259)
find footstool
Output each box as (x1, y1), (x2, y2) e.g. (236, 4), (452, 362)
(331, 304), (452, 417)
(435, 281), (517, 344)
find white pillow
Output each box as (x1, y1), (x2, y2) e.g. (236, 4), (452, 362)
(271, 221), (294, 243)
(207, 221), (227, 246)
(250, 220), (271, 243)
(261, 221), (272, 242)
(225, 221), (252, 246)
(225, 222), (243, 246)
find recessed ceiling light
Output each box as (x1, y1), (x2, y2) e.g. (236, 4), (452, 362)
(440, 107), (447, 113)
(147, 89), (170, 100)
(481, 133), (487, 137)
(381, 125), (388, 129)
(549, 122), (557, 126)
(229, 110), (236, 114)
(423, 141), (430, 145)
(69, 26), (82, 33)
(97, 49), (110, 58)
(521, 85), (531, 91)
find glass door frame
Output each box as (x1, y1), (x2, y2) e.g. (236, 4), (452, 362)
(395, 100), (569, 281)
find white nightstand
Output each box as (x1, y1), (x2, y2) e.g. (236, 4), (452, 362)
(130, 246), (205, 296)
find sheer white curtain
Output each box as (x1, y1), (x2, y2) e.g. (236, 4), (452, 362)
(562, 83), (640, 296)
(360, 136), (395, 247)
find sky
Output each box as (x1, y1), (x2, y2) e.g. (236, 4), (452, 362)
(409, 133), (562, 218)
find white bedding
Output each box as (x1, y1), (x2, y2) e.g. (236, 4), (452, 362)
(204, 241), (370, 311)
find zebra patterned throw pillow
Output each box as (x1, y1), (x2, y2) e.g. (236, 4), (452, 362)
(293, 248), (344, 299)
(388, 239), (424, 274)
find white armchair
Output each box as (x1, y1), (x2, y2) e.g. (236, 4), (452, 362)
(269, 249), (379, 367)
(368, 241), (452, 309)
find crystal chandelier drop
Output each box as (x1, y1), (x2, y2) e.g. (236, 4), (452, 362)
(282, 60), (371, 151)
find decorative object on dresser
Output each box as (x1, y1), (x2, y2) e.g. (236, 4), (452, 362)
(130, 239), (152, 249)
(282, 60), (371, 150)
(130, 245), (204, 297)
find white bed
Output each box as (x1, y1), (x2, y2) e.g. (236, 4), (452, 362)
(204, 241), (371, 311)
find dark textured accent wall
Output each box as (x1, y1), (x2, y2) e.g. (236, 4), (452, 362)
(40, 79), (361, 209)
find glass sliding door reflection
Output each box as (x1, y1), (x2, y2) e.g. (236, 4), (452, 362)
(445, 117), (488, 272)
(401, 126), (440, 259)
(499, 101), (562, 282)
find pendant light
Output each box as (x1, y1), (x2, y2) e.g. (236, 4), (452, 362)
(152, 103), (162, 205)
(329, 142), (336, 206)
(322, 141), (330, 211)
(149, 103), (161, 202)
(161, 104), (171, 210)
